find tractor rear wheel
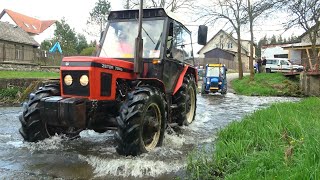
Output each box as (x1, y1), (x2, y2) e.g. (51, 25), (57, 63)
(173, 74), (197, 126)
(19, 84), (79, 142)
(115, 86), (167, 156)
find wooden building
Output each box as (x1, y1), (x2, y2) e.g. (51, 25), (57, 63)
(0, 21), (39, 63)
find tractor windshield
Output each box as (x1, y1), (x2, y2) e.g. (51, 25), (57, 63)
(100, 19), (164, 59)
(206, 66), (221, 77)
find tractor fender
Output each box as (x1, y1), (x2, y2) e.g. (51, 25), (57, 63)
(138, 78), (166, 93)
(173, 65), (198, 95)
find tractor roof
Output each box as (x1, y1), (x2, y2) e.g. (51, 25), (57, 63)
(108, 8), (186, 26)
(207, 64), (224, 67)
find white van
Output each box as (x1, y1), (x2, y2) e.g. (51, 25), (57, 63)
(265, 58), (304, 73)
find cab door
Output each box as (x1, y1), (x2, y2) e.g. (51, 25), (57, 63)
(279, 60), (290, 72)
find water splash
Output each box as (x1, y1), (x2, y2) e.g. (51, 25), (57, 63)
(79, 154), (184, 178)
(25, 135), (64, 152)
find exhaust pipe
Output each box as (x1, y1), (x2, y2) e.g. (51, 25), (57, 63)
(134, 0), (144, 77)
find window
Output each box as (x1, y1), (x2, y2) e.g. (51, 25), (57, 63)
(23, 22), (30, 28)
(227, 42), (233, 49)
(171, 22), (193, 63)
(100, 19), (164, 58)
(31, 25), (37, 30)
(15, 45), (24, 60)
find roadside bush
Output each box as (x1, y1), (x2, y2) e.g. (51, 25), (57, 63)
(80, 47), (96, 56)
(0, 87), (22, 99)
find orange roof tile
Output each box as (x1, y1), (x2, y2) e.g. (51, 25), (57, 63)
(0, 9), (56, 35)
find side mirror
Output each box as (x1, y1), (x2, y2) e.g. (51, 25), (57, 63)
(198, 25), (208, 45)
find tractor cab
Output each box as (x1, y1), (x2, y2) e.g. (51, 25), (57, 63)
(201, 64), (227, 95)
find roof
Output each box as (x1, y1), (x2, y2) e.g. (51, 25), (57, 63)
(282, 42), (320, 49)
(298, 21), (320, 40)
(0, 9), (56, 35)
(204, 47), (236, 56)
(197, 29), (249, 54)
(0, 21), (39, 46)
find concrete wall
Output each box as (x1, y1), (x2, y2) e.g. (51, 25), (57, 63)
(300, 72), (320, 96)
(0, 78), (42, 89)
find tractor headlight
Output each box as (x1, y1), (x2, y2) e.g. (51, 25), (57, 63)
(80, 75), (89, 86)
(64, 75), (73, 86)
(218, 82), (222, 85)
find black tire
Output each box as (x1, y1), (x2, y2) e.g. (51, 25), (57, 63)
(201, 83), (208, 95)
(115, 86), (167, 156)
(19, 84), (80, 142)
(221, 85), (227, 95)
(173, 74), (197, 126)
(266, 68), (271, 73)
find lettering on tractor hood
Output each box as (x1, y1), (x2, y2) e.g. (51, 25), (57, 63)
(61, 61), (133, 73)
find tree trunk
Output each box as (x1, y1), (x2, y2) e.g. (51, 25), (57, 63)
(237, 30), (243, 79)
(248, 0), (254, 81)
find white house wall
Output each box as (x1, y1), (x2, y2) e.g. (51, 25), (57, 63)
(301, 31), (320, 44)
(199, 31), (248, 57)
(0, 14), (15, 25)
(261, 46), (288, 58)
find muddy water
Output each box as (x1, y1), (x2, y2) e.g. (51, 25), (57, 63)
(0, 94), (300, 179)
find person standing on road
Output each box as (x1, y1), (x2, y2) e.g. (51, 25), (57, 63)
(261, 57), (267, 73)
(256, 58), (262, 73)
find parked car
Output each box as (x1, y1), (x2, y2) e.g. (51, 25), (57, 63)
(265, 58), (304, 73)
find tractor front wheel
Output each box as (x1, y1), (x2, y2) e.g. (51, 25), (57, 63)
(173, 74), (197, 126)
(115, 86), (167, 156)
(19, 84), (80, 142)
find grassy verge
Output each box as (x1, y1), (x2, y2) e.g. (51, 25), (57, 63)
(231, 73), (301, 96)
(0, 86), (24, 105)
(187, 97), (320, 179)
(0, 70), (59, 79)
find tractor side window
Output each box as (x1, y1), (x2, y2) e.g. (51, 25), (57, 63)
(171, 22), (193, 63)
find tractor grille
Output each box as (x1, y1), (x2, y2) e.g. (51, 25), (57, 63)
(101, 72), (112, 96)
(62, 70), (90, 96)
(210, 82), (218, 87)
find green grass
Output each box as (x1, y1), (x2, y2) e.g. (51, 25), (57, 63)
(0, 70), (59, 79)
(187, 97), (320, 179)
(231, 73), (301, 96)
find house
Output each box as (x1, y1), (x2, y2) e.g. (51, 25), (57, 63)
(197, 48), (236, 70)
(0, 9), (56, 44)
(0, 21), (39, 62)
(261, 43), (302, 64)
(282, 23), (320, 69)
(197, 29), (256, 71)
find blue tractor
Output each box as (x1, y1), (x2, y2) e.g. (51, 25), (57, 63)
(201, 64), (227, 95)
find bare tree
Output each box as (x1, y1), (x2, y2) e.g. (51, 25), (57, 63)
(122, 0), (195, 12)
(284, 0), (320, 70)
(195, 0), (248, 79)
(245, 0), (281, 81)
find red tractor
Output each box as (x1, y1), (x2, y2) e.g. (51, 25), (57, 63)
(19, 7), (207, 156)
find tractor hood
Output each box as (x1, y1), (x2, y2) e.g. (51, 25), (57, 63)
(61, 56), (134, 72)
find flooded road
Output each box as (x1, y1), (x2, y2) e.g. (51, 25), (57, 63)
(0, 93), (300, 179)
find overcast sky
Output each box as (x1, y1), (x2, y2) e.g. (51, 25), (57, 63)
(1, 0), (305, 52)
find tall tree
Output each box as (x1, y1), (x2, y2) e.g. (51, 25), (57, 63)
(87, 0), (111, 36)
(53, 18), (78, 55)
(76, 34), (89, 54)
(195, 0), (248, 79)
(284, 0), (320, 70)
(245, 0), (281, 80)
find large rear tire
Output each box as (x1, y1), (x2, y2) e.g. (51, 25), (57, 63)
(19, 84), (80, 142)
(173, 74), (197, 126)
(115, 86), (167, 156)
